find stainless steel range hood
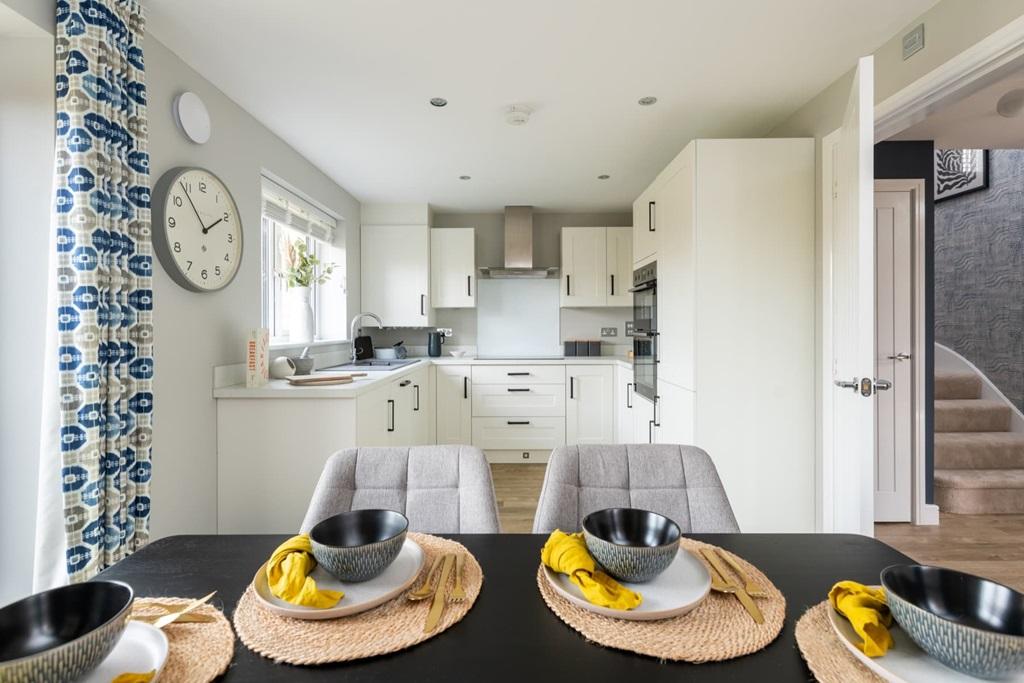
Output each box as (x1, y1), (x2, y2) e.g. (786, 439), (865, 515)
(478, 206), (559, 279)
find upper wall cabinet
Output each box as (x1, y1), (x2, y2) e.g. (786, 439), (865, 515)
(632, 188), (658, 265)
(560, 226), (633, 308)
(361, 223), (433, 327)
(430, 228), (475, 308)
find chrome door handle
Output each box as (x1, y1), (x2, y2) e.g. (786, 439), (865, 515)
(834, 378), (859, 391)
(874, 379), (893, 392)
(887, 352), (911, 361)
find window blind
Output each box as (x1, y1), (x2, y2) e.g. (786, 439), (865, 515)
(261, 176), (338, 244)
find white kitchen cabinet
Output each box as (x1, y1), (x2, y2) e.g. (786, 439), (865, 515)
(430, 228), (475, 308)
(633, 393), (656, 444)
(633, 186), (658, 265)
(435, 365), (472, 445)
(561, 227), (633, 307)
(560, 227), (607, 307)
(566, 365), (614, 445)
(606, 226), (633, 307)
(656, 151), (696, 391)
(361, 223), (433, 327)
(472, 417), (565, 450)
(356, 365), (432, 447)
(472, 384), (565, 417)
(614, 364), (636, 443)
(651, 379), (694, 446)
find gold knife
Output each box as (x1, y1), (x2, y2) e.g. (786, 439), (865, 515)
(423, 554), (454, 633)
(700, 549), (764, 625)
(150, 591), (217, 630)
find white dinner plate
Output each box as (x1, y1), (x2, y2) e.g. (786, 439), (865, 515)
(252, 538), (425, 620)
(543, 547), (711, 621)
(827, 597), (1024, 683)
(82, 620), (168, 683)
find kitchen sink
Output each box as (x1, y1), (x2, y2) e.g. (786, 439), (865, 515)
(325, 359), (420, 372)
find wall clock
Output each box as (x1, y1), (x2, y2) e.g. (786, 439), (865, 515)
(153, 167), (243, 292)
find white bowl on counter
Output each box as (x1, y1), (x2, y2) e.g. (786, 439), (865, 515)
(449, 350), (466, 358)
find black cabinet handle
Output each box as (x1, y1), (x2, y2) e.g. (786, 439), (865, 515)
(648, 419), (654, 443)
(626, 382), (633, 409)
(467, 275), (472, 297)
(507, 420), (530, 425)
(654, 395), (661, 427)
(507, 372), (530, 376)
(648, 201), (656, 232)
(569, 376), (575, 399)
(463, 376), (468, 399)
(420, 294), (425, 316)
(610, 274), (615, 296)
(566, 274), (571, 296)
(387, 399), (395, 433)
(414, 384), (420, 411)
(507, 387), (530, 392)
(399, 379), (411, 387)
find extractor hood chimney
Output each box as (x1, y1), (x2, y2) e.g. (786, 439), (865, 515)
(478, 206), (559, 279)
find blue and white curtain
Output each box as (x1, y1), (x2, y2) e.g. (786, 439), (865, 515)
(36, 0), (153, 586)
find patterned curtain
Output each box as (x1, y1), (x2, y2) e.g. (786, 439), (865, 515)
(40, 0), (153, 584)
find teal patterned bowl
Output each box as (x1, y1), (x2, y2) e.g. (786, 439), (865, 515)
(310, 509), (409, 582)
(582, 508), (681, 583)
(882, 564), (1024, 679)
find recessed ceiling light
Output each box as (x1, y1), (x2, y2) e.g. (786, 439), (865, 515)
(430, 97), (448, 107)
(997, 88), (1024, 117)
(597, 174), (611, 180)
(459, 175), (471, 180)
(638, 96), (658, 106)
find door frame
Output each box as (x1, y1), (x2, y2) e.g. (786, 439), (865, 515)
(873, 179), (933, 525)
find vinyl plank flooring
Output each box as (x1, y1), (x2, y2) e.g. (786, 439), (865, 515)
(491, 463), (547, 533)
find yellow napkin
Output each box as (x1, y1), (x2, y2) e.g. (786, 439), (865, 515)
(266, 534), (343, 608)
(829, 581), (893, 657)
(541, 530), (642, 610)
(112, 671), (155, 683)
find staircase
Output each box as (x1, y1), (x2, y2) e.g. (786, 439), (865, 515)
(934, 370), (1024, 514)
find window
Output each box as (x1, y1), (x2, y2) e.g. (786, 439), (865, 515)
(260, 176), (346, 345)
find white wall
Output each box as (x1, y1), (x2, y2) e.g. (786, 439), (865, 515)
(0, 33), (52, 605)
(0, 2), (363, 601)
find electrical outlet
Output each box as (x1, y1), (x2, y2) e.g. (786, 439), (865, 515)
(600, 327), (618, 338)
(625, 321), (635, 336)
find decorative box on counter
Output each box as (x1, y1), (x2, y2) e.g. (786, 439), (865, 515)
(564, 340), (602, 357)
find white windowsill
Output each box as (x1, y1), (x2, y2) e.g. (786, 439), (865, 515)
(269, 338), (350, 352)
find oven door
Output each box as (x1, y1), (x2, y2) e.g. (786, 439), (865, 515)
(633, 331), (657, 401)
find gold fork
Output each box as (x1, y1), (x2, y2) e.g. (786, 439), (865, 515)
(693, 550), (767, 598)
(408, 554), (445, 601)
(447, 553), (466, 603)
(719, 550), (767, 598)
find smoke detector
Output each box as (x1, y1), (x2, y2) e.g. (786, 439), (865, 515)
(997, 88), (1024, 118)
(505, 105), (533, 126)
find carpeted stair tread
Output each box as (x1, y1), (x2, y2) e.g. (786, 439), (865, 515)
(935, 432), (1024, 469)
(934, 371), (982, 400)
(935, 468), (1024, 489)
(934, 399), (1011, 433)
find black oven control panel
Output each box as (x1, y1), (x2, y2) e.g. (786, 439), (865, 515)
(633, 261), (657, 287)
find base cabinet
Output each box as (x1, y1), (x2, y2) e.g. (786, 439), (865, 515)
(652, 379), (694, 446)
(614, 365), (636, 443)
(356, 365), (432, 446)
(566, 366), (615, 444)
(435, 365), (472, 444)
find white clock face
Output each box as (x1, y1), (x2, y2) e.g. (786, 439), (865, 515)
(159, 168), (242, 291)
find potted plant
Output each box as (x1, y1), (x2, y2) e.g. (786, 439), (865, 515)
(277, 238), (335, 343)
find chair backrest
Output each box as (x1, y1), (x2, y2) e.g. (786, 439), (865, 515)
(532, 444), (740, 534)
(301, 445), (501, 534)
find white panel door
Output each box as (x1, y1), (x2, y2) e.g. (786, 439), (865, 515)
(652, 379), (694, 446)
(614, 365), (636, 443)
(356, 382), (392, 447)
(430, 228), (475, 308)
(361, 224), (432, 326)
(390, 377), (416, 446)
(633, 394), (655, 444)
(606, 227), (633, 307)
(566, 366), (615, 444)
(874, 187), (913, 521)
(435, 365), (472, 445)
(831, 56), (876, 536)
(561, 227), (607, 307)
(407, 367), (432, 445)
(633, 188), (657, 264)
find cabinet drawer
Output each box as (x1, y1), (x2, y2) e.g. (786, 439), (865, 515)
(472, 365), (565, 385)
(472, 417), (565, 450)
(472, 384), (565, 417)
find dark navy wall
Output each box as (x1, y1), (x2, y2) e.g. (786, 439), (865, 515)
(874, 140), (935, 504)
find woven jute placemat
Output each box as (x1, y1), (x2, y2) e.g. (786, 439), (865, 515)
(131, 597), (235, 681)
(795, 601), (885, 682)
(537, 537), (786, 662)
(232, 533), (482, 665)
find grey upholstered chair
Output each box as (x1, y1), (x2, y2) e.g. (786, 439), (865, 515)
(301, 445), (501, 534)
(532, 444), (739, 534)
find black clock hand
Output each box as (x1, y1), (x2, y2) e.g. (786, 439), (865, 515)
(202, 217), (224, 234)
(179, 181), (206, 231)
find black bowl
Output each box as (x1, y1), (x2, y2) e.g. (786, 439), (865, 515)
(881, 564), (1024, 678)
(0, 580), (134, 682)
(309, 509), (409, 582)
(582, 508), (681, 582)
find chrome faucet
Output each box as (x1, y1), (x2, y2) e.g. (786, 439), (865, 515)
(349, 312), (383, 362)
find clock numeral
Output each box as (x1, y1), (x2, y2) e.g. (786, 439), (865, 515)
(224, 253), (230, 262)
(173, 195), (182, 207)
(173, 241), (181, 253)
(186, 260), (192, 271)
(199, 181), (207, 193)
(201, 269), (208, 280)
(227, 233), (233, 243)
(215, 265), (222, 277)
(167, 216), (176, 228)
(223, 212), (230, 223)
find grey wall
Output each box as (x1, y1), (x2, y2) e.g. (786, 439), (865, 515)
(370, 212), (634, 351)
(935, 149), (1024, 410)
(0, 34), (52, 606)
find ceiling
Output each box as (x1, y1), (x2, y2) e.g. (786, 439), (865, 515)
(146, 0), (937, 212)
(892, 67), (1024, 148)
(0, 2), (44, 37)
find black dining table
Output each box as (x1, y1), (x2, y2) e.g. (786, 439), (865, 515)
(97, 533), (911, 682)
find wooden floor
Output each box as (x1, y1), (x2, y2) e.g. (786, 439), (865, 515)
(493, 465), (1024, 589)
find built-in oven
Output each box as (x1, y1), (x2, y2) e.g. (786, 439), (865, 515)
(630, 261), (657, 402)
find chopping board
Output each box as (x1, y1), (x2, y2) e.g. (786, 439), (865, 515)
(285, 373), (367, 386)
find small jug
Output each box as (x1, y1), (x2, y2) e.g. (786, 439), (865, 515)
(427, 331), (446, 357)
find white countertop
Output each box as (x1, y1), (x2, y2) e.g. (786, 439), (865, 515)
(214, 356), (631, 399)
